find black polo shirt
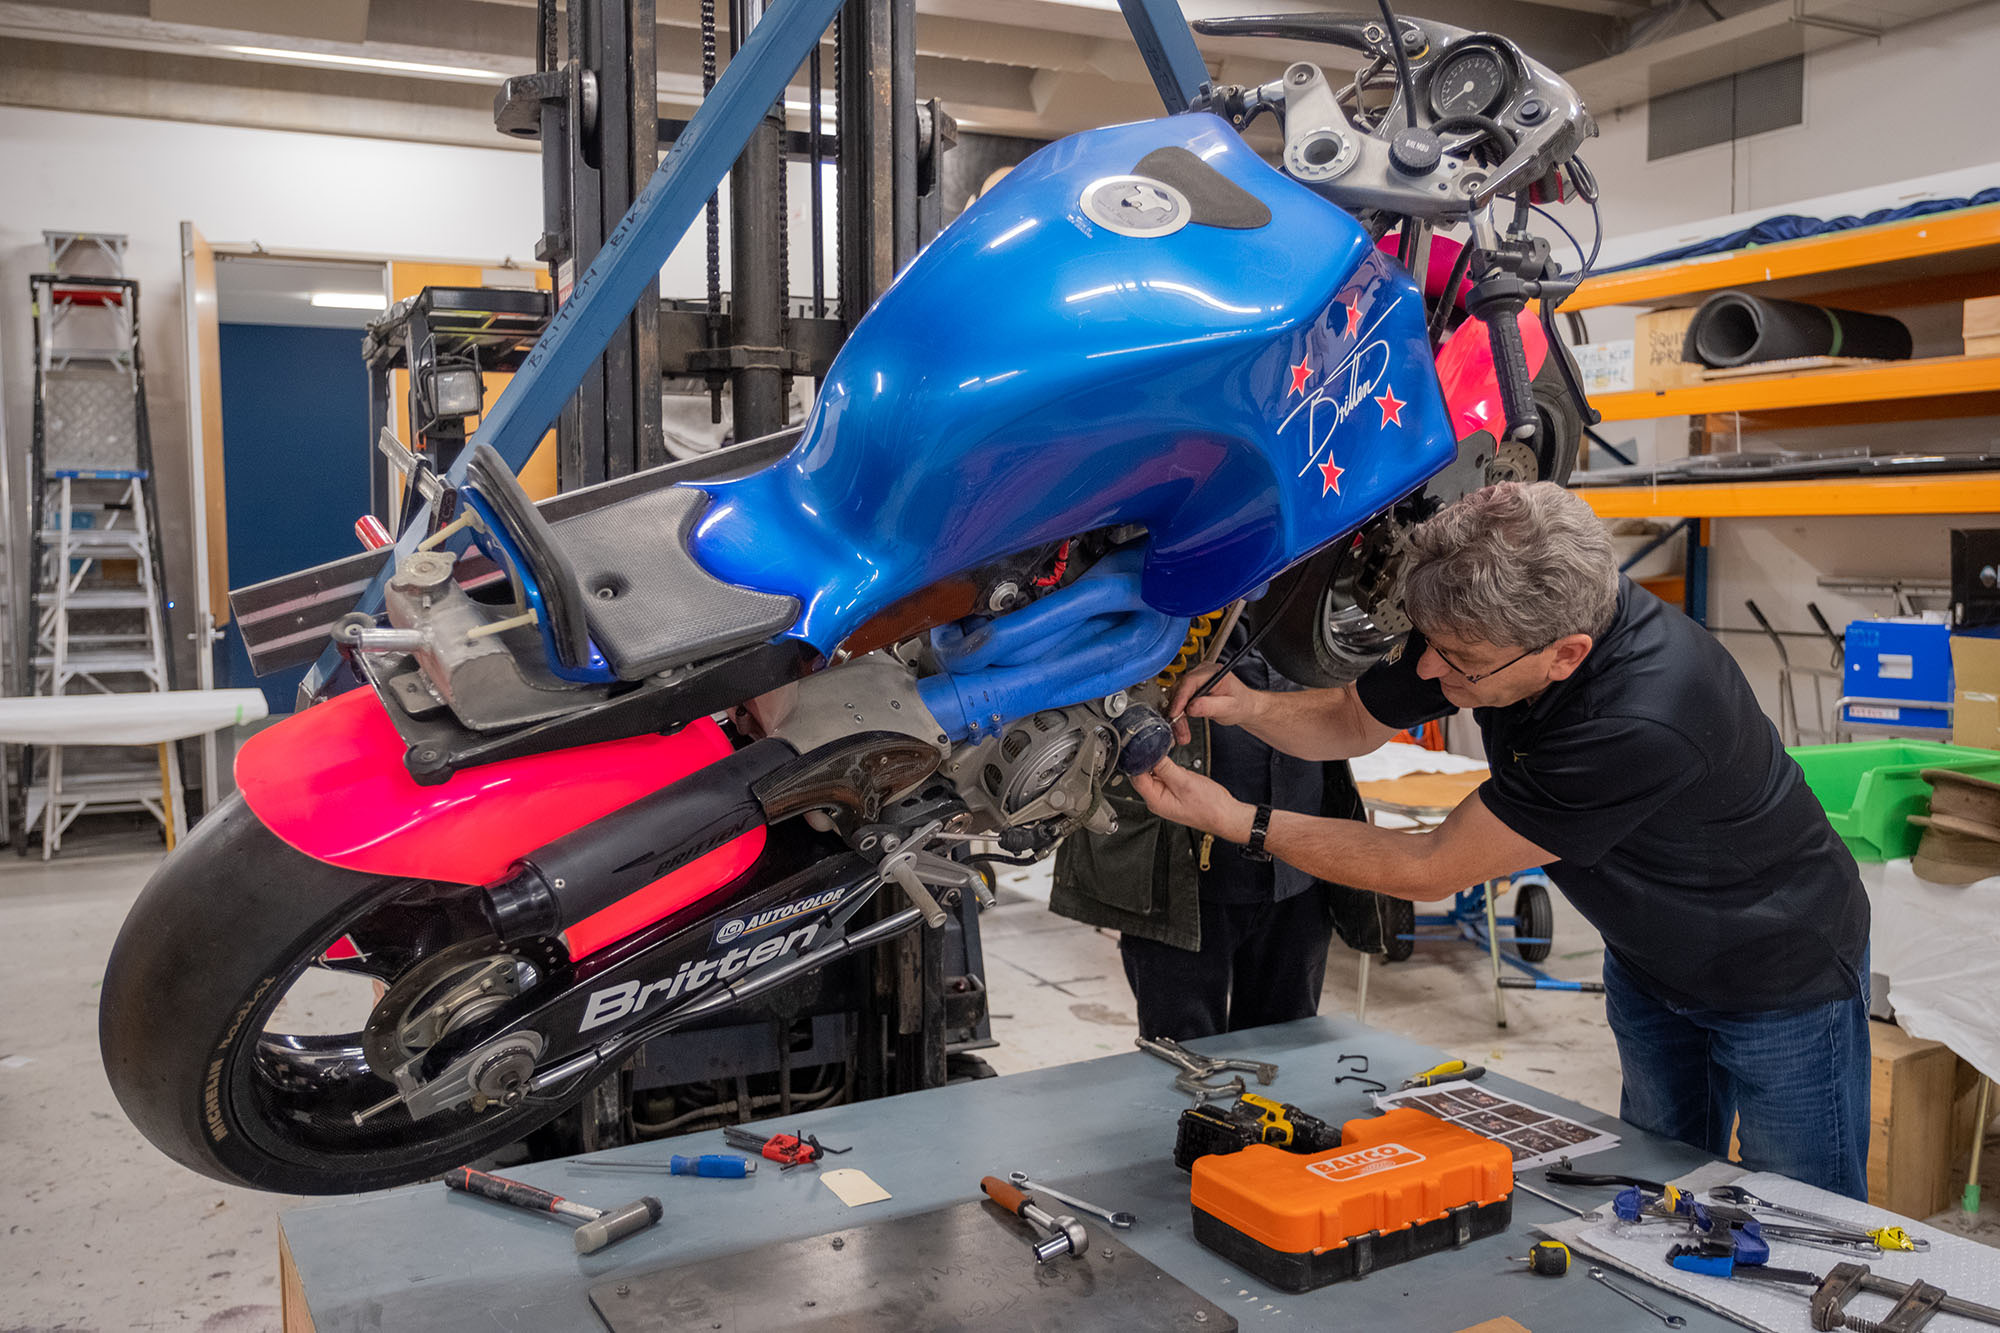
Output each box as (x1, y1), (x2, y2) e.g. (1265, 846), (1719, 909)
(1355, 577), (1869, 1013)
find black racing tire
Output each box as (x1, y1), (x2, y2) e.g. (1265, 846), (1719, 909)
(1511, 880), (1553, 964)
(98, 792), (581, 1195)
(1381, 897), (1416, 963)
(1531, 376), (1583, 488)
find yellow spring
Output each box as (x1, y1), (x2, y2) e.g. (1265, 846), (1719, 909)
(1153, 610), (1226, 688)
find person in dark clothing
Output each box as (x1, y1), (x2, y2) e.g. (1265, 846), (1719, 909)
(1051, 637), (1378, 1040)
(1132, 482), (1872, 1199)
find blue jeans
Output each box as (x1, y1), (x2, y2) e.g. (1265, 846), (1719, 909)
(1602, 949), (1871, 1200)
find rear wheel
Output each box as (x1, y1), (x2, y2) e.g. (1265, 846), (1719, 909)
(99, 794), (581, 1194)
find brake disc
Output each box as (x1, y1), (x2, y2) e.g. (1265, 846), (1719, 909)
(1486, 438), (1540, 485)
(361, 937), (559, 1082)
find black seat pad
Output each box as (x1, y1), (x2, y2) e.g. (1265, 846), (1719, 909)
(550, 486), (799, 680)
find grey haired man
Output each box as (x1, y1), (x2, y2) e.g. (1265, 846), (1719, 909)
(1135, 481), (1872, 1199)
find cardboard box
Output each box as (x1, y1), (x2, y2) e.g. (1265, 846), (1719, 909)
(1868, 1021), (1966, 1220)
(1964, 295), (2000, 340)
(1632, 306), (1703, 392)
(1952, 634), (2000, 750)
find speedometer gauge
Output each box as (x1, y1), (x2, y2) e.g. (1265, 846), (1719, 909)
(1429, 45), (1509, 119)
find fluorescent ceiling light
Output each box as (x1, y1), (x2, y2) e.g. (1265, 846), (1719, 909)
(219, 45), (506, 83)
(311, 291), (388, 311)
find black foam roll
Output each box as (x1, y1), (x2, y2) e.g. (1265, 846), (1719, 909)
(1684, 291), (1912, 368)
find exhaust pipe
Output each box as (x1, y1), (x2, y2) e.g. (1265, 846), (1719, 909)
(482, 739), (797, 941)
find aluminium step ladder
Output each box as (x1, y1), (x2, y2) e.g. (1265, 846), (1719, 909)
(17, 231), (183, 857)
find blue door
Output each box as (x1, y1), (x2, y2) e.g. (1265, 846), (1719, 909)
(216, 324), (371, 712)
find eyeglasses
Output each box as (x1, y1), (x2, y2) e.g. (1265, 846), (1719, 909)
(1428, 639), (1551, 684)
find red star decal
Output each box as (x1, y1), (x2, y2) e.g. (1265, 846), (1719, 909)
(1374, 385), (1406, 428)
(1318, 454), (1346, 496)
(1344, 302), (1363, 337)
(1287, 357), (1312, 397)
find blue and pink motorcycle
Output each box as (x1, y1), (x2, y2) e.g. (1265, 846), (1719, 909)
(101, 9), (1598, 1192)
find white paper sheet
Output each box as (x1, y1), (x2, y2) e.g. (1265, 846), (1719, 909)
(1371, 1079), (1619, 1169)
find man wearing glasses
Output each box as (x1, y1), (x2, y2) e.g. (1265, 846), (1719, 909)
(1134, 481), (1871, 1199)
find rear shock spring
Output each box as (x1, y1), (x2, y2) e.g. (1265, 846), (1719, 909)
(1153, 610), (1227, 688)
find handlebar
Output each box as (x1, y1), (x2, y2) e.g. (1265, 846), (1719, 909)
(1197, 10), (1600, 442)
(1195, 10), (1595, 224)
(1195, 12), (1431, 66)
(1464, 206), (1539, 443)
(1479, 285), (1540, 442)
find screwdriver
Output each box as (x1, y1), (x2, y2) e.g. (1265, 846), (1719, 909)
(1402, 1059), (1489, 1089)
(1509, 1240), (1571, 1276)
(573, 1153), (756, 1178)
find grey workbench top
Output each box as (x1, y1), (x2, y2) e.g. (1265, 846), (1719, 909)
(282, 1015), (1734, 1332)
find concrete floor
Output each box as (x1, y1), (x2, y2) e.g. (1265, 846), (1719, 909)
(4, 844), (1995, 1330)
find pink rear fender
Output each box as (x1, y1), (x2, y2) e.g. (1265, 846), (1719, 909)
(1434, 310), (1549, 442)
(235, 689), (765, 957)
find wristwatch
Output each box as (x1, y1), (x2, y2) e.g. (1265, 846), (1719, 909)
(1243, 804), (1274, 863)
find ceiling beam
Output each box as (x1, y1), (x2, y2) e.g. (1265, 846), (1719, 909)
(1563, 0), (1971, 112)
(153, 0), (371, 44)
(0, 35), (518, 152)
(0, 1), (525, 80)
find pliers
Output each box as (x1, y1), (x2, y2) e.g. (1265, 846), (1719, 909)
(1136, 1036), (1278, 1099)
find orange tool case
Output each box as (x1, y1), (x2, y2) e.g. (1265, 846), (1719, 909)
(1189, 1107), (1515, 1292)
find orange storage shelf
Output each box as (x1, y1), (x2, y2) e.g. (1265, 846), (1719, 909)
(1574, 472), (2000, 518)
(1570, 203), (2000, 312)
(1590, 353), (2000, 423)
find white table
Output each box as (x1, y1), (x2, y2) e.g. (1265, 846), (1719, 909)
(0, 688), (268, 855)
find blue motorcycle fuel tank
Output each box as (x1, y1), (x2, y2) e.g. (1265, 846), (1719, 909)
(688, 113), (1457, 654)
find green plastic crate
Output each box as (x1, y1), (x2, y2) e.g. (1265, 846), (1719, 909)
(1788, 740), (2000, 861)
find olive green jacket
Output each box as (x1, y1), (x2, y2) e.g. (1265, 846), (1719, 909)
(1050, 722), (1385, 954)
(1050, 721), (1215, 951)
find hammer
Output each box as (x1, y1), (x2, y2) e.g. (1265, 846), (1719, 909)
(444, 1166), (663, 1255)
(981, 1175), (1087, 1262)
